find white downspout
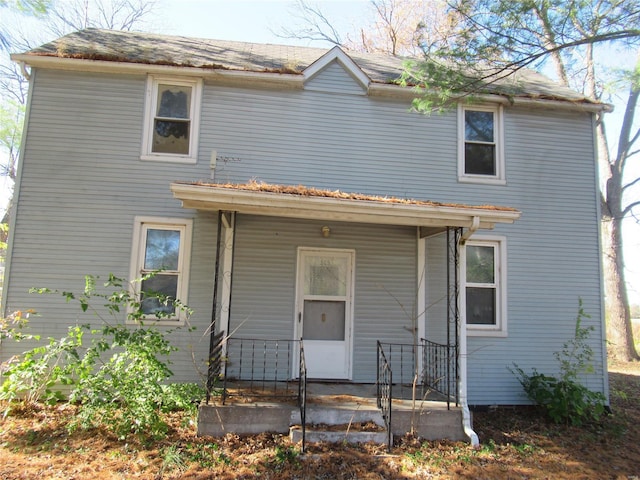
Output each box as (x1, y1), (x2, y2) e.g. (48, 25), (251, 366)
(459, 217), (480, 447)
(459, 216), (480, 245)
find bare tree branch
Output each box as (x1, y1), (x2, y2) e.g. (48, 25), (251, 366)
(275, 0), (343, 46)
(622, 199), (640, 218)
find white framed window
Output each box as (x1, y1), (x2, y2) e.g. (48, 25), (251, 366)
(141, 76), (202, 163)
(129, 216), (193, 324)
(458, 104), (505, 185)
(462, 235), (507, 336)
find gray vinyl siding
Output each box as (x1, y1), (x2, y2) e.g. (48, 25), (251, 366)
(425, 233), (449, 346)
(3, 61), (605, 403)
(228, 215), (416, 383)
(304, 60), (367, 95)
(3, 69), (217, 383)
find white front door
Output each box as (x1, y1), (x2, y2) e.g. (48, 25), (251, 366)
(295, 248), (354, 380)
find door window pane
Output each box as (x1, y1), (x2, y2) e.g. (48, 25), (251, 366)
(304, 256), (347, 296)
(303, 300), (345, 340)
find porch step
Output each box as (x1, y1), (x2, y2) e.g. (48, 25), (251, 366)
(290, 404), (384, 426)
(289, 404), (389, 446)
(289, 426), (390, 445)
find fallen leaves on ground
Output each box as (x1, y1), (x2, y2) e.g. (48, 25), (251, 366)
(0, 361), (638, 479)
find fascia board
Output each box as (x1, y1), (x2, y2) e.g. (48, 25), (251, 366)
(170, 183), (521, 228)
(368, 83), (612, 113)
(10, 54), (304, 88)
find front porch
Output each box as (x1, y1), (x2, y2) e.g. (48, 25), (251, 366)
(198, 335), (464, 450)
(169, 182), (521, 449)
(198, 381), (465, 448)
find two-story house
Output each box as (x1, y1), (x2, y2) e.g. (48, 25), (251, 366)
(3, 28), (608, 444)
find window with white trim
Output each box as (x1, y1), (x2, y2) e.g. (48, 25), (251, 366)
(458, 104), (505, 184)
(141, 76), (202, 163)
(129, 217), (193, 323)
(463, 236), (507, 336)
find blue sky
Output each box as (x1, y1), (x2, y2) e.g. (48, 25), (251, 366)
(157, 0), (368, 46)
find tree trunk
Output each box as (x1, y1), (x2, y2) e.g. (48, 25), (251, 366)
(602, 216), (639, 361)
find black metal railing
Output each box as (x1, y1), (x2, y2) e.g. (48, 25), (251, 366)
(377, 340), (459, 407)
(206, 330), (226, 404)
(378, 342), (422, 400)
(221, 337), (302, 403)
(298, 341), (307, 453)
(376, 341), (393, 451)
(422, 339), (458, 408)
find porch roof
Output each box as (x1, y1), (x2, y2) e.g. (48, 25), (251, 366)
(170, 181), (521, 229)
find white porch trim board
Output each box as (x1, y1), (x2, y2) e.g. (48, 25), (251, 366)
(170, 183), (521, 229)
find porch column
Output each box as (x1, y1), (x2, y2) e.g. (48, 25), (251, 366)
(219, 211), (236, 338)
(416, 229), (426, 374)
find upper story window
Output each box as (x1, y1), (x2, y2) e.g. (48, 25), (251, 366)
(142, 76), (202, 163)
(129, 216), (193, 324)
(463, 235), (507, 336)
(458, 104), (505, 185)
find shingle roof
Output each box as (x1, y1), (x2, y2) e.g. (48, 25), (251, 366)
(22, 28), (594, 104)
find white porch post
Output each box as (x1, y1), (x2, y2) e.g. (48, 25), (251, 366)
(219, 212), (236, 357)
(417, 230), (426, 374)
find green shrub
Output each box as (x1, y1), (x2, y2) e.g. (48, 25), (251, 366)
(68, 324), (180, 439)
(0, 274), (204, 439)
(512, 299), (606, 426)
(1, 323), (86, 409)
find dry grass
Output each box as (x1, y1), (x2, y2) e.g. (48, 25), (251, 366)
(0, 362), (638, 479)
(183, 179), (519, 212)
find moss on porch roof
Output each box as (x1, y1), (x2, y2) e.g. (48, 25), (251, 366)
(180, 180), (519, 213)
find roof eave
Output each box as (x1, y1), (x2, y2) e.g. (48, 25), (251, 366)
(10, 54), (304, 88)
(368, 83), (613, 113)
(170, 183), (521, 229)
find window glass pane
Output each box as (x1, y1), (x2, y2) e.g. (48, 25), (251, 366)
(152, 119), (190, 154)
(156, 84), (191, 119)
(144, 228), (180, 270)
(141, 274), (178, 316)
(465, 110), (494, 142)
(466, 245), (495, 283)
(466, 287), (496, 325)
(303, 300), (345, 340)
(465, 144), (495, 175)
(304, 256), (347, 296)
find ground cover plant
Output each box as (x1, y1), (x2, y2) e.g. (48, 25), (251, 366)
(0, 360), (637, 479)
(1, 281), (638, 478)
(0, 274), (203, 440)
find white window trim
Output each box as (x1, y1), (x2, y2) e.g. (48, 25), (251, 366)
(462, 235), (507, 337)
(128, 216), (193, 325)
(141, 75), (202, 164)
(457, 104), (506, 185)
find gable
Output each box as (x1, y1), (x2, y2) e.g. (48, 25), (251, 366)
(304, 59), (367, 95)
(303, 46), (369, 96)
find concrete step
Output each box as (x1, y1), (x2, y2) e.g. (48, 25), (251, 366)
(289, 426), (391, 445)
(198, 399), (467, 443)
(291, 405), (384, 426)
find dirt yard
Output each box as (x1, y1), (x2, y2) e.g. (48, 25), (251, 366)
(0, 361), (638, 479)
